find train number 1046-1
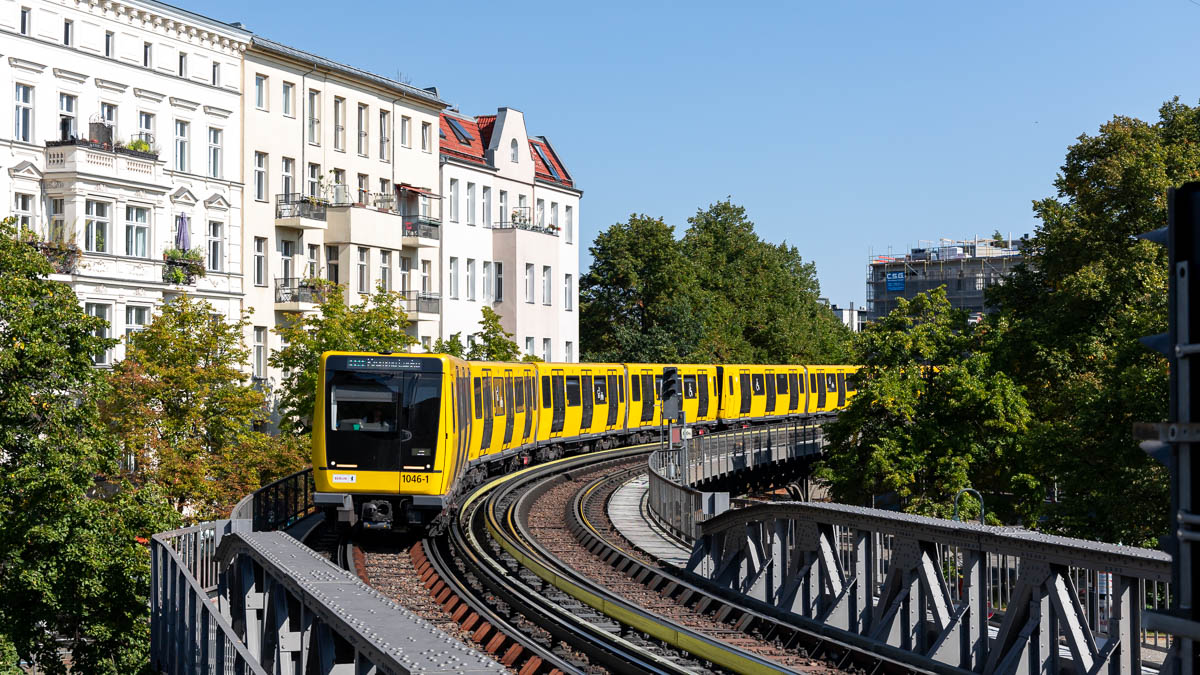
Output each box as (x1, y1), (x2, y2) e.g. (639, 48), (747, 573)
(402, 474), (429, 484)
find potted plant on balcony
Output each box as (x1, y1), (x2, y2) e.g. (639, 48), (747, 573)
(162, 247), (206, 285)
(22, 226), (82, 274)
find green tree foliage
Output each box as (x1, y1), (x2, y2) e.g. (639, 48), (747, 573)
(987, 100), (1198, 544)
(819, 290), (1031, 520)
(104, 295), (306, 520)
(432, 331), (467, 358)
(580, 204), (849, 364)
(271, 280), (417, 432)
(0, 217), (178, 673)
(466, 306), (523, 361)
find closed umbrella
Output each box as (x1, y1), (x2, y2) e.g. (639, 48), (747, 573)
(175, 213), (190, 250)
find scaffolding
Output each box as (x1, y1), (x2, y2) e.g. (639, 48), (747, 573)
(865, 237), (1023, 324)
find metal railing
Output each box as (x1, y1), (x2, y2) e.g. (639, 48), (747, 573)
(401, 214), (441, 239)
(274, 193), (327, 221)
(273, 278), (325, 304)
(491, 206), (559, 236)
(398, 290), (441, 315)
(229, 468), (316, 532)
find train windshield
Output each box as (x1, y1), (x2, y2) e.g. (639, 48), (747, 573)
(326, 370), (440, 471)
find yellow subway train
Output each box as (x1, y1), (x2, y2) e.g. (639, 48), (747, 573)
(312, 352), (858, 530)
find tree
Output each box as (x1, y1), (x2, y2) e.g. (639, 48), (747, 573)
(104, 295), (304, 520)
(0, 217), (178, 673)
(271, 280), (418, 432)
(819, 289), (1031, 521)
(432, 332), (466, 358)
(986, 102), (1198, 544)
(466, 306), (523, 361)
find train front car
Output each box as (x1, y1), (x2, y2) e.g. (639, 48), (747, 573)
(313, 352), (462, 531)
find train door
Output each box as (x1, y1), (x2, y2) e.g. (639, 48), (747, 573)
(697, 373), (709, 418)
(836, 372), (846, 408)
(503, 373), (515, 445)
(481, 371), (493, 452)
(523, 375), (534, 441)
(640, 373), (654, 423)
(551, 370), (566, 434)
(765, 369), (776, 414)
(739, 370), (751, 415)
(816, 370), (827, 410)
(581, 371), (594, 430)
(788, 371), (800, 411)
(606, 374), (619, 428)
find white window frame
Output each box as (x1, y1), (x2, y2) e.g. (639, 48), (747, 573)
(326, 245), (339, 283)
(207, 127), (222, 179)
(104, 31), (114, 58)
(211, 61), (220, 87)
(466, 183), (476, 225)
(525, 337), (535, 357)
(307, 244), (319, 278)
(254, 152), (267, 201)
(125, 305), (150, 338)
(125, 205), (149, 258)
(307, 163), (320, 198)
(542, 338), (551, 362)
(207, 221), (223, 272)
(253, 237), (266, 286)
(466, 259), (476, 301)
(85, 200), (110, 253)
(510, 138), (519, 163)
(357, 104), (368, 155)
(449, 257), (459, 299)
(357, 247), (369, 294)
(253, 327), (266, 379)
(379, 110), (390, 160)
(421, 260), (431, 294)
(282, 82), (294, 117)
(281, 157), (294, 197)
(542, 265), (552, 306)
(565, 341), (573, 363)
(380, 250), (391, 292)
(333, 97), (346, 151)
(566, 205), (574, 244)
(58, 93), (76, 139)
(63, 18), (72, 46)
(20, 7), (30, 36)
(564, 273), (572, 311)
(177, 52), (187, 78)
(255, 74), (267, 110)
(525, 263), (534, 303)
(307, 89), (320, 144)
(143, 41), (152, 68)
(14, 193), (33, 231)
(448, 179), (459, 222)
(536, 199), (545, 227)
(482, 261), (492, 302)
(482, 186), (492, 227)
(14, 84), (32, 143)
(49, 198), (65, 242)
(401, 116), (411, 148)
(495, 262), (504, 302)
(421, 121), (431, 151)
(86, 303), (111, 365)
(174, 119), (189, 173)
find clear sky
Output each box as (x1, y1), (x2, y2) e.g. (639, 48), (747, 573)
(194, 0), (1200, 307)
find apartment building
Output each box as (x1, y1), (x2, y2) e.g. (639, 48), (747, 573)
(1, 0), (250, 364)
(240, 37), (446, 383)
(439, 108), (581, 362)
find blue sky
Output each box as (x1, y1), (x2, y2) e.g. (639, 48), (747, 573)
(196, 0), (1200, 306)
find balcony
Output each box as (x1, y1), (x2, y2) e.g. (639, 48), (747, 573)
(275, 193), (328, 230)
(491, 206), (559, 237)
(322, 190), (440, 249)
(401, 215), (441, 242)
(275, 278), (325, 312)
(45, 138), (162, 185)
(399, 291), (440, 319)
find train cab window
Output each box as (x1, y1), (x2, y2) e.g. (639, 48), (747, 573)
(776, 374), (788, 394)
(751, 374), (764, 396)
(542, 375), (552, 408)
(565, 376), (582, 406)
(515, 377), (526, 412)
(631, 374), (641, 401)
(326, 370), (440, 471)
(594, 378), (608, 404)
(473, 377), (483, 419)
(493, 377), (506, 415)
(683, 374), (697, 399)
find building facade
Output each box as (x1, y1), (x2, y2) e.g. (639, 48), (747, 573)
(1, 0), (250, 364)
(438, 108), (580, 362)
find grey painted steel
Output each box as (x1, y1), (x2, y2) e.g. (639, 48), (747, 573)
(229, 468), (317, 531)
(686, 502), (1172, 675)
(217, 530), (504, 675)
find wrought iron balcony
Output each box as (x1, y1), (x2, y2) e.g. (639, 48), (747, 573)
(275, 278), (325, 304)
(401, 215), (441, 240)
(275, 193), (327, 221)
(492, 206), (559, 236)
(400, 291), (440, 315)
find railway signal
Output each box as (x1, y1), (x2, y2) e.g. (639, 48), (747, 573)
(661, 367), (682, 421)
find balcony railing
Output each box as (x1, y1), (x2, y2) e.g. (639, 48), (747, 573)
(401, 215), (441, 240)
(275, 193), (327, 221)
(275, 278), (325, 304)
(492, 205), (559, 236)
(400, 291), (440, 315)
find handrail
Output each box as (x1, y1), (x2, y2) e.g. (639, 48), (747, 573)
(229, 467), (316, 532)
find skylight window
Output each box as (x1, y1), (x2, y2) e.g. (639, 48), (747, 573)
(446, 117), (474, 144)
(533, 143), (561, 181)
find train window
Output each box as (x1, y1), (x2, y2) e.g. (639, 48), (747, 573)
(565, 376), (581, 406)
(594, 378), (608, 404)
(751, 374), (764, 396)
(515, 376), (525, 412)
(826, 374), (838, 392)
(792, 372), (803, 393)
(776, 374), (788, 394)
(493, 377), (506, 415)
(810, 374), (818, 393)
(631, 374), (641, 401)
(526, 377), (535, 410)
(729, 376), (734, 389)
(542, 375), (552, 408)
(683, 374), (697, 399)
(846, 372), (860, 392)
(473, 377), (482, 419)
(619, 376), (625, 402)
(654, 375), (663, 400)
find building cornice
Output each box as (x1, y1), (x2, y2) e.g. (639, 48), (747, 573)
(61, 0), (251, 56)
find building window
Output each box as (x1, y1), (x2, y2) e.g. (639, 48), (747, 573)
(551, 202), (559, 230)
(307, 163), (320, 198)
(421, 121), (431, 151)
(381, 178), (392, 200)
(448, 179), (459, 222)
(357, 104), (368, 155)
(542, 338), (551, 362)
(379, 110), (390, 160)
(20, 7), (30, 35)
(495, 262), (504, 302)
(211, 61), (220, 87)
(333, 97), (345, 151)
(14, 193), (33, 231)
(254, 152), (267, 200)
(206, 221), (222, 272)
(326, 245), (339, 283)
(254, 74), (266, 109)
(421, 336), (432, 351)
(536, 199), (545, 227)
(177, 52), (187, 78)
(542, 266), (553, 305)
(525, 263), (534, 303)
(380, 250), (391, 291)
(253, 237), (266, 286)
(49, 198), (64, 242)
(466, 259), (476, 301)
(307, 90), (320, 144)
(174, 120), (189, 172)
(466, 183), (476, 225)
(510, 138), (519, 163)
(282, 82), (293, 116)
(58, 93), (76, 140)
(207, 127), (222, 178)
(253, 327), (266, 379)
(143, 42), (152, 68)
(400, 256), (411, 293)
(331, 169), (346, 200)
(482, 186), (492, 227)
(565, 341), (573, 362)
(421, 260), (431, 294)
(105, 31), (114, 58)
(85, 200), (109, 253)
(357, 247), (368, 294)
(86, 303), (111, 365)
(566, 206), (574, 244)
(482, 261), (492, 301)
(280, 239), (294, 280)
(307, 244), (318, 278)
(125, 206), (149, 258)
(525, 337), (534, 357)
(13, 84), (32, 142)
(401, 116), (411, 148)
(281, 157), (294, 197)
(499, 191), (508, 224)
(125, 306), (149, 338)
(63, 19), (72, 46)
(138, 111), (154, 142)
(449, 257), (459, 299)
(357, 173), (369, 204)
(564, 274), (572, 310)
(101, 102), (117, 127)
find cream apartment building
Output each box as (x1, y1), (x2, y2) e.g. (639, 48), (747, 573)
(1, 0), (250, 364)
(240, 37), (445, 384)
(438, 108), (581, 362)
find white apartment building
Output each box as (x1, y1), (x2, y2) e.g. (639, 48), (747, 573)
(1, 0), (250, 364)
(240, 37), (446, 385)
(439, 108), (581, 362)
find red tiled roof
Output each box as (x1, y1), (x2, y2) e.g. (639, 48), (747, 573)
(438, 113), (487, 166)
(439, 112), (574, 188)
(475, 115), (496, 148)
(529, 137), (573, 187)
